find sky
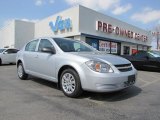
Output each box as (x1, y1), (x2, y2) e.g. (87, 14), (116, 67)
(0, 0), (160, 48)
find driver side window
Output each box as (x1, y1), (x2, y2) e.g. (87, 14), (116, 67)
(38, 39), (54, 52)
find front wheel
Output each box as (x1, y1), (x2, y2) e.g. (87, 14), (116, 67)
(17, 63), (28, 80)
(60, 69), (83, 98)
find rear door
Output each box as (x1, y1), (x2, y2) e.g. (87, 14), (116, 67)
(132, 51), (148, 68)
(23, 39), (39, 73)
(1, 49), (18, 63)
(146, 53), (160, 69)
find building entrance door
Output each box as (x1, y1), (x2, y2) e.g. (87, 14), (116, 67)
(123, 46), (130, 55)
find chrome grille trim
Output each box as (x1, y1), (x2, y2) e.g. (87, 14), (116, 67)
(115, 64), (132, 72)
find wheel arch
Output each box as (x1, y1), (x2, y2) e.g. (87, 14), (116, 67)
(17, 59), (23, 67)
(57, 65), (80, 89)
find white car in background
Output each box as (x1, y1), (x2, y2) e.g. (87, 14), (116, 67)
(0, 48), (19, 65)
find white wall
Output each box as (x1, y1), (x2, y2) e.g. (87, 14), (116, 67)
(0, 20), (15, 48)
(35, 6), (80, 38)
(0, 20), (34, 49)
(15, 20), (35, 49)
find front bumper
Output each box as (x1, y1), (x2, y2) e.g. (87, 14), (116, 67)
(80, 65), (137, 92)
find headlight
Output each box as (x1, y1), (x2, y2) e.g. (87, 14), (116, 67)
(85, 60), (114, 73)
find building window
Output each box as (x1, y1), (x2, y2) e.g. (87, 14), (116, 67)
(138, 45), (143, 51)
(99, 40), (110, 53)
(85, 37), (121, 55)
(86, 38), (99, 49)
(111, 42), (118, 54)
(143, 46), (148, 51)
(123, 46), (130, 55)
(99, 40), (121, 55)
(131, 45), (138, 54)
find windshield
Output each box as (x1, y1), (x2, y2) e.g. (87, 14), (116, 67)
(53, 38), (96, 52)
(0, 49), (5, 53)
(148, 51), (160, 57)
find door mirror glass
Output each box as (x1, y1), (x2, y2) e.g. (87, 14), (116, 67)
(41, 47), (56, 54)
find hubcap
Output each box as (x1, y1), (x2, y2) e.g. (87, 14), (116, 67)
(62, 73), (76, 94)
(18, 65), (23, 78)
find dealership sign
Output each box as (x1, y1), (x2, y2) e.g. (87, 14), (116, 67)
(96, 21), (148, 42)
(49, 16), (72, 32)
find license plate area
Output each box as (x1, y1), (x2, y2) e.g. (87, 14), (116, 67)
(124, 75), (136, 87)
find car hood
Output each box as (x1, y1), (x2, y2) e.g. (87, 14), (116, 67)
(70, 52), (131, 65)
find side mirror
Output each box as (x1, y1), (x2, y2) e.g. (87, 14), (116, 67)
(41, 47), (56, 54)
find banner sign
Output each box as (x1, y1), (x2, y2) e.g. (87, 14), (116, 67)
(99, 40), (110, 53)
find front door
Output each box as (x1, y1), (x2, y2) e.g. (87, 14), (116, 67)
(35, 39), (56, 82)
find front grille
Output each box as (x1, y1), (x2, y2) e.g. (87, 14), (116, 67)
(115, 63), (132, 72)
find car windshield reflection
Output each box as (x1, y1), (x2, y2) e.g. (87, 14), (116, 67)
(148, 51), (160, 57)
(53, 38), (96, 52)
(132, 51), (160, 58)
(0, 49), (5, 53)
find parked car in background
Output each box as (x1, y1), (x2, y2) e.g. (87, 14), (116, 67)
(121, 51), (160, 70)
(149, 50), (160, 57)
(16, 37), (137, 98)
(0, 48), (19, 65)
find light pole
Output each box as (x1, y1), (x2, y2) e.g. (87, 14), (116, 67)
(157, 32), (160, 50)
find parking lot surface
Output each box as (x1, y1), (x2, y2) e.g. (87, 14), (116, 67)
(0, 65), (160, 120)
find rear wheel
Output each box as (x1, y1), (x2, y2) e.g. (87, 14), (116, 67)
(0, 59), (1, 66)
(60, 68), (83, 98)
(17, 63), (28, 80)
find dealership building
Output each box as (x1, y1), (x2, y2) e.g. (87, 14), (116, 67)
(0, 5), (152, 55)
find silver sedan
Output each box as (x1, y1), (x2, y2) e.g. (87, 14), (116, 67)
(16, 37), (137, 97)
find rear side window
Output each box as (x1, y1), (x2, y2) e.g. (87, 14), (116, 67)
(5, 49), (19, 54)
(134, 51), (148, 58)
(25, 40), (38, 52)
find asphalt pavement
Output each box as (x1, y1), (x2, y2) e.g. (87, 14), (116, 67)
(0, 65), (160, 120)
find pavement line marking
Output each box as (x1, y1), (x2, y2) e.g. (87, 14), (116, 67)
(147, 74), (160, 80)
(138, 78), (149, 83)
(85, 98), (105, 105)
(140, 79), (159, 88)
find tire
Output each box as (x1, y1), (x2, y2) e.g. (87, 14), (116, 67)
(0, 59), (1, 66)
(17, 63), (28, 80)
(60, 68), (83, 98)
